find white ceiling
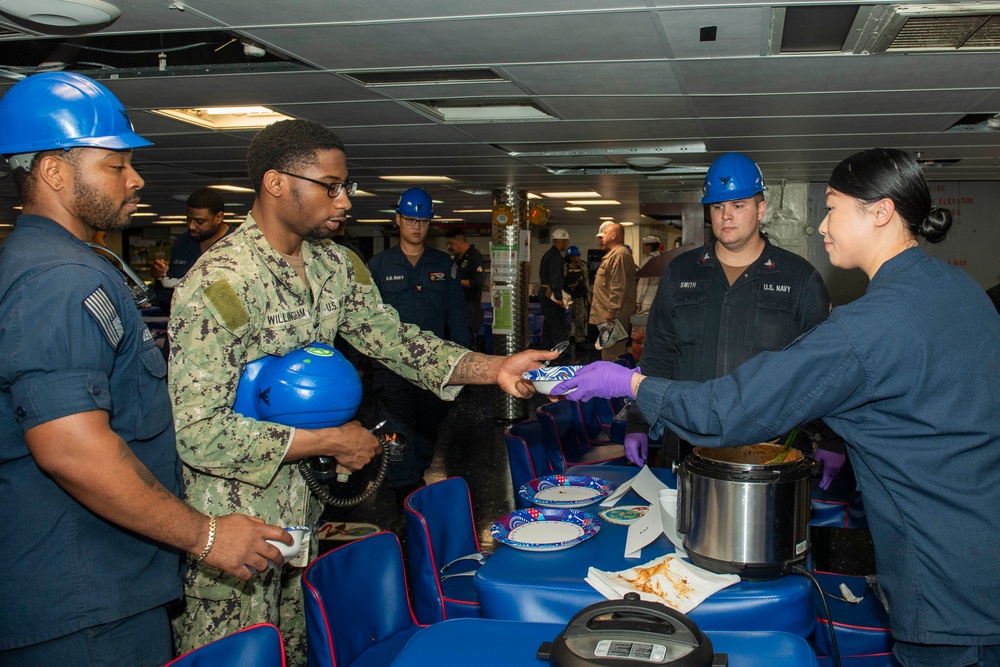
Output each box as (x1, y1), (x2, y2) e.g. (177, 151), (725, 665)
(1, 0), (999, 229)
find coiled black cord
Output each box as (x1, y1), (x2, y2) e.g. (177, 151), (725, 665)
(792, 564), (841, 667)
(298, 454), (388, 508)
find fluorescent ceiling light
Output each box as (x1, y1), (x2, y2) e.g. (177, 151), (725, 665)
(411, 100), (556, 123)
(157, 215), (188, 219)
(130, 212), (158, 217)
(356, 218), (393, 223)
(509, 142), (706, 158)
(620, 221), (635, 226)
(540, 191), (602, 199)
(210, 184), (255, 193)
(379, 176), (456, 183)
(454, 209), (493, 213)
(352, 190), (376, 197)
(600, 216), (615, 220)
(567, 200), (621, 206)
(154, 219), (186, 225)
(151, 106), (293, 130)
(527, 193), (542, 199)
(565, 206), (587, 212)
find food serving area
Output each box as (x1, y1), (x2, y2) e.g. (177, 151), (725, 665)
(310, 384), (887, 667)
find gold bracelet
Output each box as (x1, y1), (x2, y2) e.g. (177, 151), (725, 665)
(196, 515), (217, 562)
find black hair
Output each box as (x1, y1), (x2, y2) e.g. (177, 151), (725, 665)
(828, 148), (952, 244)
(246, 119), (346, 194)
(186, 186), (225, 215)
(10, 148), (77, 204)
(444, 227), (466, 240)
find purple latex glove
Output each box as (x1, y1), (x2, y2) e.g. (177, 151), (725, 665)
(814, 449), (847, 491)
(552, 361), (641, 402)
(624, 433), (649, 467)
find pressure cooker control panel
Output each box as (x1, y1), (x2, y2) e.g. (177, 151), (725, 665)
(594, 639), (667, 662)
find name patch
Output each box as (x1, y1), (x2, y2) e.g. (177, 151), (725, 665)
(266, 307), (307, 326)
(679, 281), (699, 289)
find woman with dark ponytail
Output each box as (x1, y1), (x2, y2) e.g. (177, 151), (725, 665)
(556, 148), (1000, 666)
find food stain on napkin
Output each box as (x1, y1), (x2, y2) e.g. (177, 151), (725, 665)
(586, 554), (740, 614)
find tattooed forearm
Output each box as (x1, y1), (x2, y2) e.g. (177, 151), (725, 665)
(119, 438), (174, 499)
(449, 352), (498, 385)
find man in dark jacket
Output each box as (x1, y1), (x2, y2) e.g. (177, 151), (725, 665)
(627, 153), (832, 467)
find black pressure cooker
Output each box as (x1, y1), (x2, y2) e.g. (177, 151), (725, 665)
(539, 593), (727, 667)
(675, 444), (812, 580)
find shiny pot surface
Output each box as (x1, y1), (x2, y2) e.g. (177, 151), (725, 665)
(676, 444), (811, 580)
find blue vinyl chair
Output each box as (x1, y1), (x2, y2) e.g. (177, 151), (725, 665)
(536, 400), (626, 470)
(302, 531), (422, 667)
(404, 477), (489, 624)
(504, 418), (558, 506)
(810, 571), (893, 661)
(165, 623), (285, 667)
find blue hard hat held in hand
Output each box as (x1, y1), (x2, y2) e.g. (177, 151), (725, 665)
(395, 187), (434, 219)
(701, 152), (767, 205)
(0, 72), (151, 164)
(233, 342), (363, 428)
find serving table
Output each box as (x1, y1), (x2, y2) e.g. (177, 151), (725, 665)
(389, 619), (820, 666)
(474, 464), (814, 637)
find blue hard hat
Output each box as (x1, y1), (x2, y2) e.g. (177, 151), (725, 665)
(0, 72), (151, 160)
(566, 245), (581, 257)
(395, 187), (434, 219)
(701, 153), (767, 205)
(233, 343), (363, 429)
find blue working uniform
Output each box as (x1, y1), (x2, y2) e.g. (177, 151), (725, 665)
(0, 216), (181, 652)
(643, 236), (830, 381)
(636, 248), (1000, 647)
(538, 244), (568, 348)
(368, 245), (470, 489)
(154, 226), (235, 314)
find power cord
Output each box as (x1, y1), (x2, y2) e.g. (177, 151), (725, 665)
(792, 565), (842, 667)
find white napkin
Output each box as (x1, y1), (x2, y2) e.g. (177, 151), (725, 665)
(600, 466), (668, 507)
(586, 554), (740, 614)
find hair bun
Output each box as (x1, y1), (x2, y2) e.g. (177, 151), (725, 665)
(920, 206), (953, 244)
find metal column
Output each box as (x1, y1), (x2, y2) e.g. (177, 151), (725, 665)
(492, 187), (529, 421)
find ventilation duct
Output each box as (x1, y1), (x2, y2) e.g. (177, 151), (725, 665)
(863, 3), (1000, 53)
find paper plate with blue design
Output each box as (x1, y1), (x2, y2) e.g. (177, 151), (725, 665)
(519, 474), (615, 508)
(491, 508), (601, 552)
(521, 365), (582, 395)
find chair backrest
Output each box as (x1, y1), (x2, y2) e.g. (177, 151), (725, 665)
(504, 419), (557, 506)
(302, 531), (419, 667)
(404, 477), (485, 624)
(536, 399), (594, 468)
(165, 623), (285, 667)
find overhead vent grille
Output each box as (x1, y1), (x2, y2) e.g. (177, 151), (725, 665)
(344, 68), (506, 87)
(946, 112), (1000, 131)
(865, 3), (1000, 53)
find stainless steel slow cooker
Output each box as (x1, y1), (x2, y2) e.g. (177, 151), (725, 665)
(675, 444), (811, 580)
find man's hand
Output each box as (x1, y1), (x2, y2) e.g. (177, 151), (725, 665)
(202, 514), (292, 581)
(150, 258), (168, 280)
(496, 348), (558, 398)
(552, 361), (643, 401)
(322, 420), (381, 471)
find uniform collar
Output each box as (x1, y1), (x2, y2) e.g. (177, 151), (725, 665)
(698, 235), (781, 274)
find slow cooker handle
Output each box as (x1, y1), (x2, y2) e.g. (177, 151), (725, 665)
(674, 461), (691, 534)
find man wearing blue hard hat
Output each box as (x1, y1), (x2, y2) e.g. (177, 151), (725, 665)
(0, 72), (289, 666)
(166, 119), (555, 663)
(623, 152), (833, 468)
(368, 188), (470, 519)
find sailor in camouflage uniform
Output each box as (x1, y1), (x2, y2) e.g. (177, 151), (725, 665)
(167, 119), (553, 664)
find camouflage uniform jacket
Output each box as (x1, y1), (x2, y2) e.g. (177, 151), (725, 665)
(168, 214), (467, 566)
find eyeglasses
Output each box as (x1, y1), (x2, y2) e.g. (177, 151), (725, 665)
(277, 171), (358, 198)
(400, 216), (431, 228)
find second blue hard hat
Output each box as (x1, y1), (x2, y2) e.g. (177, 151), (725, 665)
(701, 153), (767, 205)
(0, 72), (151, 160)
(396, 187), (434, 219)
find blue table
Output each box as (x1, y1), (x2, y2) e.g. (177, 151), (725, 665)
(475, 465), (815, 637)
(389, 619), (820, 666)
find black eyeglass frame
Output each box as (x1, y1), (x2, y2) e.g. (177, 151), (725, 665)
(399, 216), (432, 228)
(277, 170), (358, 198)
